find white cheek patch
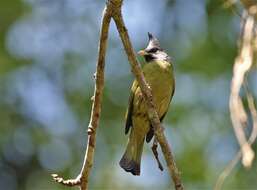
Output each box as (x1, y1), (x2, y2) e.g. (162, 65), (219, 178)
(153, 51), (170, 62)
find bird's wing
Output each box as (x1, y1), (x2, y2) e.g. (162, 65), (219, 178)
(146, 113), (166, 143)
(125, 80), (138, 134)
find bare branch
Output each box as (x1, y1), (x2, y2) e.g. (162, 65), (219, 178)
(52, 0), (183, 189)
(52, 4), (112, 190)
(111, 1), (183, 189)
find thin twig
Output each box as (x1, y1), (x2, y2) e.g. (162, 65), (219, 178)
(214, 151), (241, 190)
(52, 4), (112, 190)
(112, 1), (183, 189)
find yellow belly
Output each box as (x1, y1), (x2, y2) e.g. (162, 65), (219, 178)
(132, 60), (175, 136)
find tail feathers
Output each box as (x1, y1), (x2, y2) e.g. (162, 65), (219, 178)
(119, 155), (140, 175)
(120, 130), (144, 176)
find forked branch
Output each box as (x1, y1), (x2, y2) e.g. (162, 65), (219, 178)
(52, 0), (183, 189)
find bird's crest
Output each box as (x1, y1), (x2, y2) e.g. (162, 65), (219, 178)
(147, 32), (161, 49)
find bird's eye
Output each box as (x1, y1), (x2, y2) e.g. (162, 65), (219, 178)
(148, 48), (159, 53)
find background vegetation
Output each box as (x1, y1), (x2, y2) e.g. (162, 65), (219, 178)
(0, 0), (256, 189)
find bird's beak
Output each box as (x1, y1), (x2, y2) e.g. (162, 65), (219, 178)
(137, 50), (147, 56)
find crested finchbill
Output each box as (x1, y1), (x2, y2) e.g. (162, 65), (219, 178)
(119, 33), (175, 176)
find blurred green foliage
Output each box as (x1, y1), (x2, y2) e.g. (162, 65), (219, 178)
(0, 0), (256, 190)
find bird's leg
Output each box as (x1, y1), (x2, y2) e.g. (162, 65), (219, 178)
(151, 137), (164, 171)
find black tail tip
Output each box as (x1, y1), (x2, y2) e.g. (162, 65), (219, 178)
(119, 156), (140, 176)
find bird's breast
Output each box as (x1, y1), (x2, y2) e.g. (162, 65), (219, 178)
(142, 60), (174, 113)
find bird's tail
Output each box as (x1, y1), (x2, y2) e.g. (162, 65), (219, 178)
(119, 132), (144, 176)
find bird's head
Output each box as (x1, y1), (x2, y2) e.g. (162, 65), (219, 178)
(138, 32), (170, 63)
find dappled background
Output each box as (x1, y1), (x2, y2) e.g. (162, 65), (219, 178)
(1, 0), (257, 189)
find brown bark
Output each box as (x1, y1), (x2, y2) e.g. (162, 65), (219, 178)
(52, 4), (112, 190)
(52, 1), (183, 189)
(112, 5), (183, 189)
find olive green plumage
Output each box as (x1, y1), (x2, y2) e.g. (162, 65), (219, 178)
(119, 33), (175, 175)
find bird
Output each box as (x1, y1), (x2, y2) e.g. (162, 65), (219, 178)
(119, 32), (175, 176)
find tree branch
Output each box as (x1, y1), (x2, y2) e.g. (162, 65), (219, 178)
(52, 0), (183, 189)
(111, 1), (183, 189)
(52, 4), (112, 190)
